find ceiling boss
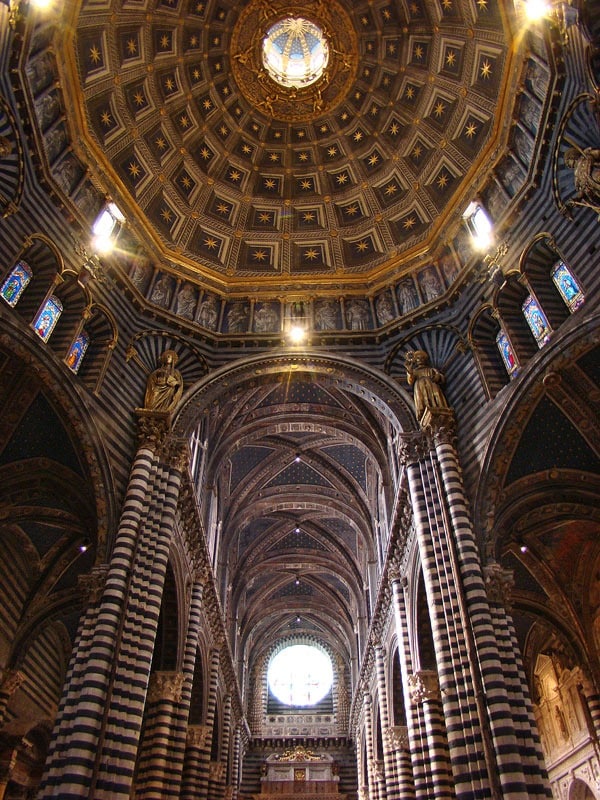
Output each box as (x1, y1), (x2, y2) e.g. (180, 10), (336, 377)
(230, 0), (358, 123)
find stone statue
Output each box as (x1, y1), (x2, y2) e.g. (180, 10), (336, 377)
(405, 350), (449, 424)
(564, 146), (600, 214)
(0, 136), (13, 158)
(144, 350), (183, 413)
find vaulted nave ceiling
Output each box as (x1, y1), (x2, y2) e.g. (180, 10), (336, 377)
(27, 0), (526, 297)
(191, 364), (410, 671)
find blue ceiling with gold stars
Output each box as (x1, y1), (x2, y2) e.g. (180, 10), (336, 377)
(61, 0), (512, 294)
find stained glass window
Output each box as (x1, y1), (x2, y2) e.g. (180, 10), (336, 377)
(1, 260), (33, 307)
(66, 329), (89, 373)
(32, 295), (62, 342)
(522, 295), (551, 348)
(268, 644), (333, 706)
(551, 260), (584, 312)
(496, 328), (519, 378)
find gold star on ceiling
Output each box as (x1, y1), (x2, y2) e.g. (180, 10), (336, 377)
(388, 43), (396, 55)
(89, 45), (101, 64)
(204, 237), (219, 250)
(355, 240), (369, 252)
(414, 45), (424, 60)
(353, 131), (364, 143)
(264, 178), (277, 190)
(200, 146), (211, 160)
(216, 202), (229, 215)
(192, 68), (201, 81)
(304, 248), (319, 260)
(403, 216), (416, 229)
(480, 59), (493, 78)
(412, 145), (422, 158)
(258, 212), (271, 223)
(370, 105), (379, 116)
(437, 172), (449, 188)
(190, 35), (199, 47)
(345, 204), (359, 216)
(229, 169), (241, 182)
(203, 99), (212, 110)
(302, 211), (316, 222)
(133, 91), (145, 106)
(296, 130), (306, 139)
(269, 153), (280, 162)
(406, 86), (415, 99)
(442, 0), (452, 8)
(382, 9), (392, 19)
(219, 125), (229, 136)
(368, 154), (379, 167)
(252, 249), (268, 261)
(434, 102), (446, 117)
(298, 152), (309, 162)
(100, 110), (112, 126)
(384, 183), (398, 196)
(327, 146), (338, 157)
(160, 207), (173, 222)
(389, 122), (401, 136)
(300, 179), (313, 190)
(477, 0), (488, 9)
(465, 122), (477, 138)
(222, 86), (230, 96)
(160, 34), (170, 49)
(128, 161), (141, 178)
(181, 176), (192, 189)
(126, 39), (137, 55)
(446, 50), (457, 67)
(164, 77), (175, 92)
(320, 124), (329, 134)
(336, 173), (349, 185)
(180, 115), (190, 128)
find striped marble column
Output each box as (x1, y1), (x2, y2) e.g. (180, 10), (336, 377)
(37, 414), (186, 800)
(230, 725), (242, 800)
(168, 570), (208, 791)
(363, 692), (380, 800)
(208, 693), (231, 800)
(134, 671), (185, 799)
(407, 671), (453, 800)
(384, 727), (414, 800)
(374, 644), (399, 800)
(433, 425), (551, 798)
(180, 724), (211, 799)
(484, 564), (550, 797)
(388, 576), (420, 800)
(181, 646), (221, 800)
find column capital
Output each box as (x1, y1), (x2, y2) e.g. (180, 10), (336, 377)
(78, 564), (109, 605)
(0, 669), (25, 697)
(397, 431), (430, 466)
(484, 563), (514, 610)
(147, 670), (185, 704)
(408, 670), (440, 704)
(384, 725), (409, 751)
(136, 409), (173, 451)
(421, 409), (457, 443)
(187, 724), (211, 748)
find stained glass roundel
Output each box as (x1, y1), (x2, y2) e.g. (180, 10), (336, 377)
(262, 17), (329, 89)
(268, 644), (333, 706)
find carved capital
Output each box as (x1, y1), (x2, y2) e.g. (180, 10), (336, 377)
(136, 410), (173, 451)
(187, 724), (211, 748)
(147, 670), (185, 704)
(408, 671), (440, 704)
(424, 410), (457, 444)
(384, 725), (409, 751)
(397, 431), (429, 465)
(78, 565), (109, 605)
(484, 564), (514, 610)
(0, 670), (26, 697)
(166, 438), (190, 472)
(210, 761), (226, 781)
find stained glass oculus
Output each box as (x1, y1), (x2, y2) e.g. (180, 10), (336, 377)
(262, 18), (329, 89)
(268, 644), (333, 706)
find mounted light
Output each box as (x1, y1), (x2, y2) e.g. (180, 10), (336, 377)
(92, 202), (125, 254)
(463, 201), (493, 252)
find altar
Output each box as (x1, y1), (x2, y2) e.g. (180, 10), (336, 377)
(259, 747), (339, 797)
